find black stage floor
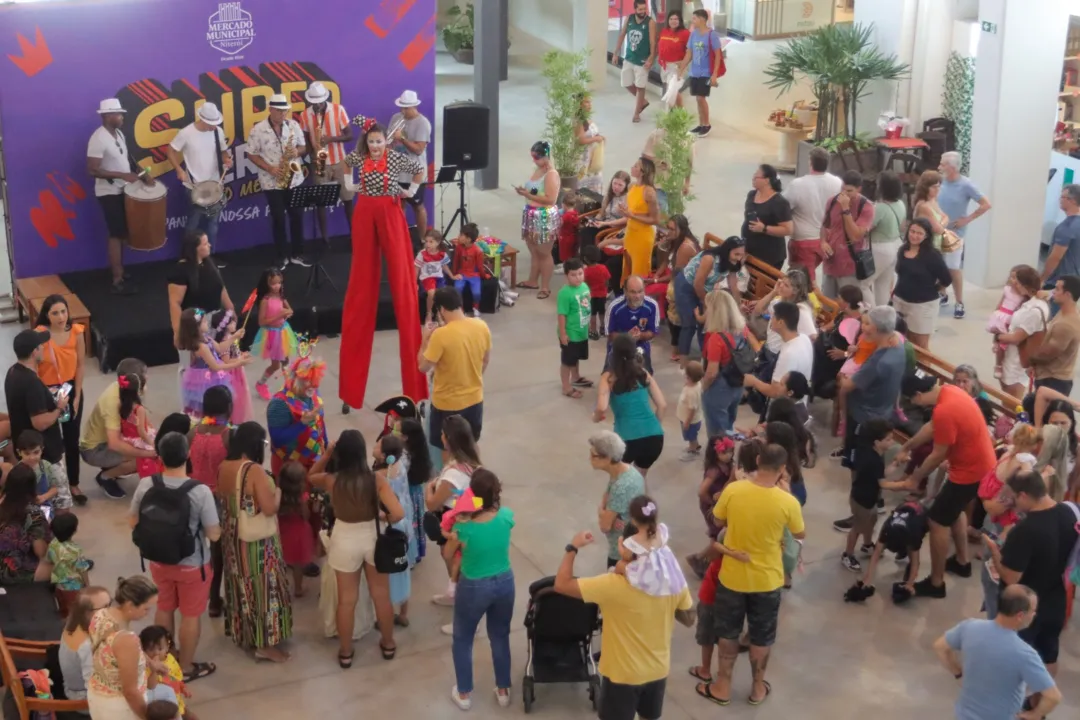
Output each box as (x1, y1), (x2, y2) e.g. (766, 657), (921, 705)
(62, 236), (401, 372)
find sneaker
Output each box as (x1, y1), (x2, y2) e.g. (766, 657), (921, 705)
(945, 555), (972, 578)
(588, 331), (599, 341)
(256, 381), (271, 401)
(876, 498), (886, 515)
(277, 258), (289, 271)
(697, 125), (712, 137)
(495, 688), (511, 708)
(471, 309), (482, 318)
(953, 302), (965, 319)
(95, 472), (126, 499)
(829, 447), (844, 460)
(450, 687), (472, 711)
(679, 448), (700, 462)
(913, 577), (946, 598)
(554, 264), (565, 275)
(894, 550), (909, 564)
(688, 125), (704, 136)
(859, 543), (875, 556)
(432, 593), (455, 606)
(303, 562), (321, 578)
(110, 281), (137, 296)
(939, 293), (949, 306)
(832, 516), (854, 533)
(841, 553), (862, 572)
(289, 256), (311, 267)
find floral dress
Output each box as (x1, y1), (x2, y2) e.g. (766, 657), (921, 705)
(87, 610), (146, 720)
(221, 466), (293, 650)
(0, 507), (50, 583)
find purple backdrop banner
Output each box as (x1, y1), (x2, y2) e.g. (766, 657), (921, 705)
(0, 0), (436, 278)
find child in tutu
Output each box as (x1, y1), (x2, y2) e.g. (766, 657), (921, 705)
(987, 267), (1025, 379)
(276, 461), (314, 597)
(117, 373), (159, 478)
(209, 310), (252, 423)
(613, 496), (687, 597)
(177, 308), (251, 420)
(252, 268), (298, 400)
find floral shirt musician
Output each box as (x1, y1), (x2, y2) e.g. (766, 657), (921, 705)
(249, 117), (306, 190)
(344, 114), (425, 197)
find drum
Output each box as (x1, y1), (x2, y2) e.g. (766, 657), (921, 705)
(123, 181), (167, 252)
(191, 180), (226, 213)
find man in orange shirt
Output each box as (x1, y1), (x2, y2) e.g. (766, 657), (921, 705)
(895, 376), (997, 598)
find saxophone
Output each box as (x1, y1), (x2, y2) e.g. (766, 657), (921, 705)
(311, 111), (329, 178)
(277, 125), (303, 190)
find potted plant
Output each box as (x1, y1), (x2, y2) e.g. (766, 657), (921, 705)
(443, 2), (474, 64)
(654, 107), (696, 218)
(764, 23), (909, 175)
(542, 48), (592, 191)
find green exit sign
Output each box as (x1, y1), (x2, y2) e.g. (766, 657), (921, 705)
(981, 21), (997, 34)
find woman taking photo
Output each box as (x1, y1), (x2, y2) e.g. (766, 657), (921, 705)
(34, 295), (87, 505)
(657, 10), (690, 107)
(595, 334), (667, 478)
(217, 422), (293, 664)
(651, 215), (700, 356)
(444, 469), (516, 711)
(58, 586), (112, 704)
(86, 575), (159, 720)
(620, 157), (661, 285)
(0, 465), (51, 583)
(167, 230), (234, 346)
(892, 217), (951, 348)
(864, 171), (906, 306)
(673, 235), (746, 360)
(700, 288), (748, 435)
(311, 429), (404, 666)
(516, 140), (562, 299)
(742, 164), (793, 269)
(574, 95), (605, 194)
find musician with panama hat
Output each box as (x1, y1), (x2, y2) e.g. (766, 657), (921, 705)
(388, 89), (432, 233)
(87, 98), (154, 295)
(249, 94), (309, 270)
(166, 103), (233, 262)
(299, 81), (355, 237)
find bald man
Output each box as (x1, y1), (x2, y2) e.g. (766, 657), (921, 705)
(605, 275), (659, 373)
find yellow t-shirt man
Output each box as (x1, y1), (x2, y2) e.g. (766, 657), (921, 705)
(79, 381), (121, 450)
(713, 479), (805, 593)
(578, 573), (693, 685)
(423, 318), (491, 411)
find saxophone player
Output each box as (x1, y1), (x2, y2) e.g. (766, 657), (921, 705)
(299, 81), (355, 237)
(249, 94), (309, 269)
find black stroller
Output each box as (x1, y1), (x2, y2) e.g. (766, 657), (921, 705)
(521, 576), (602, 713)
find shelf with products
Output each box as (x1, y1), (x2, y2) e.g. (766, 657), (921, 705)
(1055, 17), (1080, 155)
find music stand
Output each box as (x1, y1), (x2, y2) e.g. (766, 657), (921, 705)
(436, 165), (469, 239)
(289, 183), (342, 294)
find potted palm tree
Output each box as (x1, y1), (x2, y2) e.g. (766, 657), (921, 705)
(764, 23), (909, 175)
(542, 48), (592, 191)
(654, 107), (696, 218)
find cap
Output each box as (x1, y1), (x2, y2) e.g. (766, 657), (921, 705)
(13, 329), (51, 360)
(197, 103), (223, 126)
(901, 374), (937, 398)
(304, 82), (330, 104)
(268, 94), (291, 110)
(96, 98), (126, 115)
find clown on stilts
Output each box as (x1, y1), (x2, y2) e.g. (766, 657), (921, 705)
(340, 113), (428, 414)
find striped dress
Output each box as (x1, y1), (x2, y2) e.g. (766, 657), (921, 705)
(222, 473), (293, 650)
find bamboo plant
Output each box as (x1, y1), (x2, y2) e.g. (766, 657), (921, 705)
(654, 107), (696, 218)
(541, 49), (592, 181)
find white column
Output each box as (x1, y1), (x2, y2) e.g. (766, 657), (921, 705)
(964, 0), (1071, 287)
(573, 0), (609, 91)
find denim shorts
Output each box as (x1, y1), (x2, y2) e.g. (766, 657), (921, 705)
(681, 421), (702, 443)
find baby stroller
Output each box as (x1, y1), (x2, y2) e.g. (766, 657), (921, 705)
(522, 576), (602, 713)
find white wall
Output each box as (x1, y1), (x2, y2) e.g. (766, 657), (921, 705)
(509, 0), (575, 52)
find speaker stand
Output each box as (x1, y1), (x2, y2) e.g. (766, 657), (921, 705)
(437, 166), (469, 239)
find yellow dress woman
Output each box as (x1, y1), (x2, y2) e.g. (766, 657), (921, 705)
(621, 157), (660, 285)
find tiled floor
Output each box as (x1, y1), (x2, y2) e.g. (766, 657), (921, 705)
(3, 45), (1077, 718)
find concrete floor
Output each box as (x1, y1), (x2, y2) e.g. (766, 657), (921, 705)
(2, 45), (1077, 718)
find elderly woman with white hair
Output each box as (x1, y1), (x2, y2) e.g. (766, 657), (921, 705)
(588, 431), (645, 569)
(938, 151), (992, 319)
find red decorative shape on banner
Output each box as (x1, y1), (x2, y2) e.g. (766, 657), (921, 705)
(399, 13), (435, 71)
(46, 173), (86, 203)
(29, 191), (76, 249)
(366, 0), (418, 39)
(7, 27), (52, 77)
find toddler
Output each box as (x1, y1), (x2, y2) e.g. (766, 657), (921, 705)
(677, 361), (704, 461)
(48, 513), (89, 614)
(845, 499), (929, 605)
(276, 461), (314, 597)
(15, 429), (71, 511)
(613, 496), (687, 597)
(987, 267), (1025, 379)
(177, 308), (251, 420)
(415, 229), (452, 323)
(557, 192), (580, 268)
(376, 435), (417, 624)
(556, 259), (591, 398)
(116, 374), (159, 478)
(251, 268), (298, 400)
(688, 537), (751, 682)
(451, 223), (491, 317)
(139, 625), (193, 719)
(146, 700), (181, 720)
(582, 245), (611, 339)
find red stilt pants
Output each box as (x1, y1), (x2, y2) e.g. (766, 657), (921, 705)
(339, 196), (427, 408)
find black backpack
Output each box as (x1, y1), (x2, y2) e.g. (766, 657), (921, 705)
(719, 332), (757, 386)
(132, 475), (201, 569)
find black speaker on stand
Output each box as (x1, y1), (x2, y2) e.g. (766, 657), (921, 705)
(438, 102), (490, 238)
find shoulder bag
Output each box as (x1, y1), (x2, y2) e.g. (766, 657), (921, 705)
(236, 462), (279, 542)
(940, 228), (963, 254)
(373, 477), (409, 574)
(829, 197), (874, 281)
(1018, 304), (1048, 369)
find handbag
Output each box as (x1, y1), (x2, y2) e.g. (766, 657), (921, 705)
(236, 462), (279, 542)
(940, 228), (963, 254)
(374, 510), (410, 574)
(826, 197), (874, 280)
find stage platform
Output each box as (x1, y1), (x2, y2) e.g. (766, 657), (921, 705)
(61, 236), (399, 372)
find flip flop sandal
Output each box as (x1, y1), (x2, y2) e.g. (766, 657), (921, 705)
(688, 666), (712, 682)
(183, 662), (217, 683)
(338, 651), (354, 669)
(563, 389), (584, 399)
(379, 642), (397, 661)
(695, 682), (730, 706)
(747, 680), (772, 706)
(537, 290), (551, 299)
(516, 282), (539, 289)
(572, 378), (594, 388)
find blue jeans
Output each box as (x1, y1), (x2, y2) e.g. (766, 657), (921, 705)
(186, 200), (221, 249)
(791, 480), (807, 506)
(453, 570), (515, 694)
(455, 275), (483, 310)
(703, 375), (742, 436)
(682, 421), (701, 443)
(673, 271), (703, 356)
(981, 562), (1000, 619)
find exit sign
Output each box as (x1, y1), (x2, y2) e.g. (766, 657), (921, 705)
(981, 21), (997, 34)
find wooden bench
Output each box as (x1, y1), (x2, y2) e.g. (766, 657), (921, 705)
(0, 632), (88, 719)
(912, 345), (1022, 422)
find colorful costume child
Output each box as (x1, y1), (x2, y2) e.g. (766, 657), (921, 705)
(452, 239), (491, 307)
(180, 334), (239, 421)
(252, 296), (299, 362)
(415, 247), (451, 293)
(267, 355), (328, 477)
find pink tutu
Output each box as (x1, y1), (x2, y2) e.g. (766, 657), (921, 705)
(226, 366), (252, 423)
(986, 285), (1023, 334)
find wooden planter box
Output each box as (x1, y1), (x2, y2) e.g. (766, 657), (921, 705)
(794, 140), (880, 178)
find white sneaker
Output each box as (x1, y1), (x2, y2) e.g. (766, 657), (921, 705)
(432, 593), (455, 606)
(472, 309), (482, 318)
(451, 687), (472, 711)
(495, 688), (511, 708)
(554, 264), (565, 275)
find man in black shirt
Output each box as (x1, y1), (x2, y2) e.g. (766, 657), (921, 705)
(4, 329), (67, 464)
(987, 470), (1079, 680)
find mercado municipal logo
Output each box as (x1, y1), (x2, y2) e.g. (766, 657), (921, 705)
(207, 2), (256, 56)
